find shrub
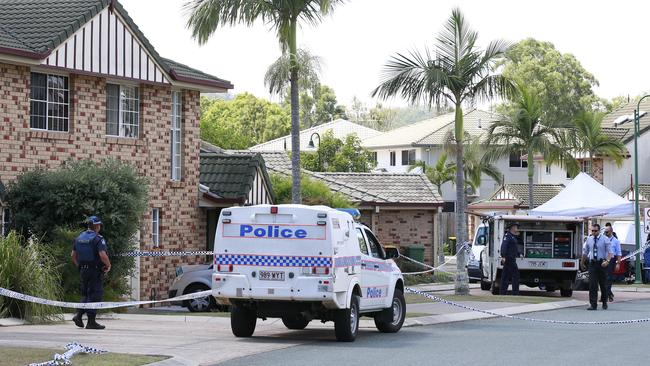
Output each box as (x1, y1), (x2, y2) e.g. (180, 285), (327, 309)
(0, 232), (63, 323)
(270, 173), (354, 208)
(6, 159), (148, 298)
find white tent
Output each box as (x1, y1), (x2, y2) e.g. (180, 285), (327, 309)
(530, 173), (634, 217)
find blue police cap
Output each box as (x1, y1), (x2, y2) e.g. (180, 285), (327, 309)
(87, 215), (102, 225)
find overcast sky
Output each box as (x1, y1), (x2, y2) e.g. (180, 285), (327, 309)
(122, 0), (650, 108)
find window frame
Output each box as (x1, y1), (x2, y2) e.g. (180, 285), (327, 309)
(29, 72), (70, 132)
(509, 151), (528, 169)
(106, 83), (140, 138)
(364, 228), (385, 259)
(389, 151), (396, 166)
(151, 208), (160, 247)
(580, 160), (592, 174)
(401, 149), (416, 166)
(356, 228), (369, 255)
(545, 164), (552, 175)
(171, 91), (182, 181)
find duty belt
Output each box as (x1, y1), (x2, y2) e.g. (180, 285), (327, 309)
(79, 263), (100, 269)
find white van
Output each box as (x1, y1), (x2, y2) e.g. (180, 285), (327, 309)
(211, 204), (406, 342)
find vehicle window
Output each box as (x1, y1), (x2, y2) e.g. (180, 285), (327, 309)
(364, 229), (385, 259)
(474, 226), (487, 246)
(356, 228), (369, 255)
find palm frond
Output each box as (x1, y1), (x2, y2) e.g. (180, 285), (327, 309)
(264, 48), (322, 95)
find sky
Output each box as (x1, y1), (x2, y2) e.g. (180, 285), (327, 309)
(122, 0), (650, 108)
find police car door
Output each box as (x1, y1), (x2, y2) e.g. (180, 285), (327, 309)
(358, 227), (389, 309)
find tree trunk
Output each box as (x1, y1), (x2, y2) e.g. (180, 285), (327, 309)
(454, 105), (469, 295)
(289, 19), (301, 204)
(528, 147), (534, 210)
(589, 151), (594, 177)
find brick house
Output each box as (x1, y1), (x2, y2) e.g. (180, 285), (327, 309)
(0, 0), (233, 300)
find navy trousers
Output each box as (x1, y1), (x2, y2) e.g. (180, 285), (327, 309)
(500, 260), (520, 295)
(78, 267), (103, 316)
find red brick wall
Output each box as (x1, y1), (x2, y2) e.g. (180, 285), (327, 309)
(0, 62), (204, 300)
(368, 209), (436, 264)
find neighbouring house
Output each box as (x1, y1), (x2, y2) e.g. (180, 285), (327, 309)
(0, 0), (234, 300)
(199, 143), (275, 251)
(621, 184), (650, 220)
(249, 118), (382, 152)
(467, 183), (565, 238)
(254, 151), (444, 265)
(361, 110), (543, 205)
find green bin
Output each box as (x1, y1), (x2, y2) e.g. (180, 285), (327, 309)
(405, 245), (425, 263)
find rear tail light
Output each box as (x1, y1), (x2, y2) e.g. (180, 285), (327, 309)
(217, 264), (234, 272)
(270, 206), (278, 214)
(562, 262), (576, 268)
(312, 267), (330, 275)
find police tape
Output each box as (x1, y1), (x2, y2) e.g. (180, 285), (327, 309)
(118, 250), (214, 257)
(399, 243), (470, 275)
(29, 342), (107, 366)
(0, 287), (211, 310)
(403, 287), (650, 325)
(619, 241), (650, 262)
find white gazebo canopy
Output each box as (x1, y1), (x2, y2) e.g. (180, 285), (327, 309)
(530, 173), (634, 217)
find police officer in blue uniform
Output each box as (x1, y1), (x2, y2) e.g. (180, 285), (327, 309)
(500, 222), (520, 295)
(71, 215), (111, 329)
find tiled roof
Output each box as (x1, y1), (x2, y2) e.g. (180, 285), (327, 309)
(200, 153), (274, 201)
(361, 112), (455, 149)
(602, 99), (650, 144)
(620, 184), (650, 202)
(250, 119), (382, 152)
(312, 172), (442, 205)
(200, 140), (226, 154)
(414, 110), (503, 146)
(0, 0), (232, 89)
(502, 183), (565, 207)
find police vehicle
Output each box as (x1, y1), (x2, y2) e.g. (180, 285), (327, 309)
(477, 215), (585, 297)
(211, 204), (406, 342)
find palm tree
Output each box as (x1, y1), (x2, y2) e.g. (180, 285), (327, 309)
(485, 84), (577, 210)
(373, 8), (513, 294)
(408, 155), (456, 197)
(264, 48), (322, 97)
(185, 0), (343, 203)
(571, 111), (626, 177)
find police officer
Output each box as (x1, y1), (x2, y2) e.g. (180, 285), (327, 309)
(581, 223), (612, 310)
(71, 215), (111, 329)
(500, 222), (520, 295)
(605, 226), (621, 302)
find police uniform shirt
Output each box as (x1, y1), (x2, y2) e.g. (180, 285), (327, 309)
(73, 230), (108, 264)
(500, 232), (519, 260)
(607, 236), (622, 257)
(582, 234), (611, 261)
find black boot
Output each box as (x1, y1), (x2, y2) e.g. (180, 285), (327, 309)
(85, 314), (105, 330)
(72, 311), (84, 328)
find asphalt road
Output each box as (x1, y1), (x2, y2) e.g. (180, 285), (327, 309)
(216, 299), (650, 366)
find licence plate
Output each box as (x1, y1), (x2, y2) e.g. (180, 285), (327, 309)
(259, 270), (285, 281)
(528, 260), (548, 268)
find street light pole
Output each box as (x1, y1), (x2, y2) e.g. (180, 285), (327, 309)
(633, 95), (649, 284)
(308, 132), (321, 171)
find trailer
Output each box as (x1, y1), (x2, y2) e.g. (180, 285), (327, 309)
(476, 215), (586, 297)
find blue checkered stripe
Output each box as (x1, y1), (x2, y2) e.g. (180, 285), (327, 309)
(362, 260), (393, 272)
(215, 254), (332, 267)
(334, 256), (362, 267)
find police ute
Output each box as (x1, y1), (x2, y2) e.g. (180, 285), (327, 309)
(211, 204), (406, 342)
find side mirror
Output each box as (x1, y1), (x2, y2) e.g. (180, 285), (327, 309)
(384, 246), (400, 259)
(477, 235), (487, 246)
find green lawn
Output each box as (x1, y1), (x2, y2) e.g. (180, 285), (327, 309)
(405, 292), (568, 305)
(0, 347), (168, 366)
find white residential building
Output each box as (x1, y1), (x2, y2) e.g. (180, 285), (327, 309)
(249, 119), (382, 151)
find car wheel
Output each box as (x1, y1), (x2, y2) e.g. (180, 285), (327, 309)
(282, 314), (310, 330)
(184, 284), (214, 312)
(335, 294), (360, 342)
(374, 289), (406, 333)
(560, 289), (573, 297)
(231, 303), (257, 337)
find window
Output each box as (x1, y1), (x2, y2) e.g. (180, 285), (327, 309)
(1, 208), (10, 237)
(580, 160), (592, 174)
(509, 152), (528, 168)
(389, 151), (396, 166)
(107, 84), (140, 138)
(545, 164), (551, 175)
(371, 151), (377, 164)
(30, 73), (69, 132)
(364, 229), (385, 259)
(401, 149), (416, 165)
(151, 208), (160, 247)
(171, 91), (182, 181)
(356, 228), (369, 255)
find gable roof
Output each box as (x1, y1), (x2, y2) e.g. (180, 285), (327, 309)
(250, 119), (382, 152)
(602, 98), (650, 144)
(414, 110), (502, 146)
(0, 0), (232, 90)
(469, 183), (565, 210)
(200, 152), (275, 202)
(621, 184), (650, 202)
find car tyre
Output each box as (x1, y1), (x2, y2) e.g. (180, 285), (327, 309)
(374, 289), (406, 333)
(231, 304), (257, 337)
(184, 284), (215, 313)
(282, 315), (310, 330)
(335, 294), (360, 342)
(560, 289), (573, 297)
